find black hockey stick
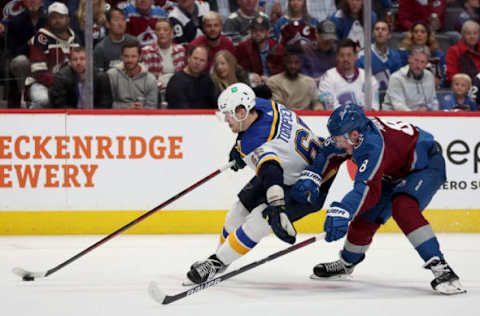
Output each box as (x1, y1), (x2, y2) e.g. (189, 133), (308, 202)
(148, 233), (325, 305)
(13, 161), (235, 281)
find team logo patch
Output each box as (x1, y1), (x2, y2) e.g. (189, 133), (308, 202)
(37, 34), (48, 45)
(231, 87), (238, 93)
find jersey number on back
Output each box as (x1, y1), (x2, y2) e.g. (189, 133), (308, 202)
(295, 129), (321, 164)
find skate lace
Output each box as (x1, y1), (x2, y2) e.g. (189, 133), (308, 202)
(196, 260), (217, 279)
(324, 260), (345, 273)
(431, 262), (451, 278)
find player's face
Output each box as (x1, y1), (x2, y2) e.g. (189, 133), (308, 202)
(373, 22), (391, 44)
(337, 47), (356, 72)
(122, 47), (141, 71)
(412, 24), (428, 45)
(71, 51), (86, 75)
(334, 130), (359, 154)
(452, 79), (470, 96)
(155, 21), (173, 46)
(107, 10), (127, 35)
(463, 25), (479, 47)
(215, 55), (230, 78)
(223, 107), (247, 133)
(203, 18), (222, 41)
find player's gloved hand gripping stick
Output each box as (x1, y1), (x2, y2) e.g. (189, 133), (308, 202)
(12, 160), (236, 281)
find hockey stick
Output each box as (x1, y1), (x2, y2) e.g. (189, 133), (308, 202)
(148, 233), (325, 305)
(12, 161), (235, 282)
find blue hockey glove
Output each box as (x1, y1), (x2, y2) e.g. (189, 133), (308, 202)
(229, 142), (246, 172)
(262, 205), (297, 244)
(290, 170), (322, 204)
(324, 202), (353, 242)
(262, 185), (297, 244)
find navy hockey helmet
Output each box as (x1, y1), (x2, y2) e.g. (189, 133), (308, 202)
(327, 104), (369, 137)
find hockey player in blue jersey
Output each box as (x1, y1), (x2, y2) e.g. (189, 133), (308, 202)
(185, 83), (342, 285)
(289, 104), (466, 295)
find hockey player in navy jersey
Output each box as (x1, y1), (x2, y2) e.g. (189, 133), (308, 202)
(289, 104), (466, 295)
(185, 83), (342, 285)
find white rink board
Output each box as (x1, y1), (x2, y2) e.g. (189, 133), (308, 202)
(0, 113), (479, 211)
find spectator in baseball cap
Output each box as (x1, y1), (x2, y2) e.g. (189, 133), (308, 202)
(300, 19), (337, 81)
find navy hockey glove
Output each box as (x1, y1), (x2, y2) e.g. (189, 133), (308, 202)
(262, 185), (297, 244)
(324, 202), (353, 242)
(263, 205), (297, 244)
(290, 170), (322, 204)
(229, 142), (246, 172)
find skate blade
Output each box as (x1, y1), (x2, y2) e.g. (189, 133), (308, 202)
(309, 273), (353, 281)
(435, 280), (467, 295)
(181, 279), (196, 286)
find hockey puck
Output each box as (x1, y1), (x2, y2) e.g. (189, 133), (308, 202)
(22, 275), (35, 281)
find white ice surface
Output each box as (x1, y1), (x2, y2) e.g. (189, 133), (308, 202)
(1, 234), (479, 316)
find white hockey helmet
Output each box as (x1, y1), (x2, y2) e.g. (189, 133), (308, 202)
(217, 83), (256, 121)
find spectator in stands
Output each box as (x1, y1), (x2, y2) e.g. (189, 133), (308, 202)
(169, 0), (210, 46)
(318, 39), (380, 110)
(124, 0), (167, 47)
(267, 45), (323, 110)
(269, 1), (283, 26)
(440, 73), (477, 110)
(356, 20), (402, 91)
(142, 18), (186, 89)
(43, 0), (78, 18)
(455, 0), (480, 32)
(49, 47), (112, 108)
(235, 16), (285, 87)
(307, 0), (336, 22)
(395, 0), (457, 32)
(71, 0), (107, 47)
(94, 7), (136, 71)
(166, 45), (216, 108)
(398, 22), (446, 87)
(329, 0), (377, 49)
(6, 0), (47, 108)
(188, 11), (235, 73)
(274, 0), (319, 46)
(446, 20), (480, 81)
(224, 0), (270, 45)
(27, 1), (81, 108)
(211, 50), (250, 97)
(383, 45), (439, 111)
(301, 19), (337, 81)
(107, 40), (158, 109)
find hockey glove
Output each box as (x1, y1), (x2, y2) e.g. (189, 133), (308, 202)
(290, 170), (322, 204)
(324, 202), (353, 242)
(229, 142), (246, 172)
(263, 205), (297, 244)
(262, 185), (297, 244)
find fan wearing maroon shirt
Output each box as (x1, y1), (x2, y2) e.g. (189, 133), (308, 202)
(188, 11), (234, 73)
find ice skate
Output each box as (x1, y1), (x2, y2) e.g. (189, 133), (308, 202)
(310, 257), (356, 280)
(423, 256), (466, 295)
(186, 255), (228, 284)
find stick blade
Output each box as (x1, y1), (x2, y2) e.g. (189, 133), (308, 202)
(148, 281), (167, 304)
(12, 267), (46, 281)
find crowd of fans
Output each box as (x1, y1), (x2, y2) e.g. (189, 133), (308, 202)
(0, 0), (479, 111)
